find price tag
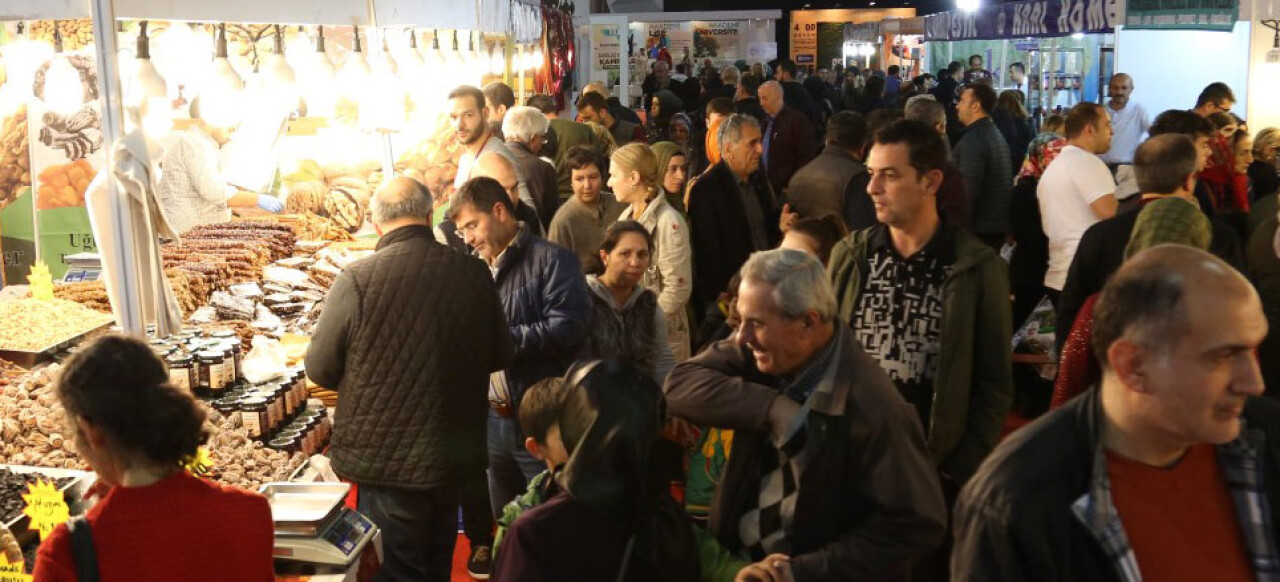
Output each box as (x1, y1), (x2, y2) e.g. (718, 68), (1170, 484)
(0, 552), (31, 582)
(27, 262), (53, 301)
(21, 480), (69, 542)
(184, 447), (215, 477)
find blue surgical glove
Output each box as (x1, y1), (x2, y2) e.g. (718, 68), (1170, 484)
(257, 194), (284, 213)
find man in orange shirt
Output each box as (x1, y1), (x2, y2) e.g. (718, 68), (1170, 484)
(953, 244), (1280, 580)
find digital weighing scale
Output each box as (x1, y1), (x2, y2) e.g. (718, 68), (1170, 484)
(61, 253), (102, 283)
(261, 482), (378, 567)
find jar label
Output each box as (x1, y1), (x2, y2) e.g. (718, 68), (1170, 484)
(242, 410), (263, 438)
(169, 368), (191, 393)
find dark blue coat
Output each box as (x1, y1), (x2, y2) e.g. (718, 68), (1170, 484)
(492, 226), (591, 411)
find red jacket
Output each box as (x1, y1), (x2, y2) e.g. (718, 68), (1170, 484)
(35, 471), (275, 582)
(1051, 293), (1101, 409)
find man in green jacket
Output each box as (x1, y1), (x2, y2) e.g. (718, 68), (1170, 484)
(828, 119), (1013, 493)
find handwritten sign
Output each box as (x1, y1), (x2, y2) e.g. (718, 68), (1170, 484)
(0, 552), (31, 582)
(184, 446), (215, 477)
(21, 480), (69, 542)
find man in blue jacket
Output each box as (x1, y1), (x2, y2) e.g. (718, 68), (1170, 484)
(449, 176), (591, 532)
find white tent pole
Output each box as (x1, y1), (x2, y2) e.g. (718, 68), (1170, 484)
(91, 0), (145, 335)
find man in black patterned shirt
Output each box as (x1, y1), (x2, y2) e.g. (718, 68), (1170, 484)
(829, 119), (1014, 495)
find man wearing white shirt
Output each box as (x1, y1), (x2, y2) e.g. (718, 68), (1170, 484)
(1037, 103), (1119, 298)
(157, 100), (283, 235)
(1099, 74), (1151, 199)
(449, 86), (536, 213)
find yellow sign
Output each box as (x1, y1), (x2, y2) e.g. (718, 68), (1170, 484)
(0, 554), (31, 582)
(184, 446), (215, 477)
(27, 262), (53, 301)
(21, 480), (69, 542)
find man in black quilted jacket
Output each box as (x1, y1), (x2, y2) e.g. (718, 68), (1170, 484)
(306, 177), (513, 581)
(953, 82), (1013, 249)
(449, 176), (592, 538)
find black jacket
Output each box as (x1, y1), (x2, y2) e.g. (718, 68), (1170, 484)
(953, 388), (1280, 580)
(763, 105), (817, 196)
(782, 80), (821, 132)
(952, 116), (1013, 235)
(992, 111), (1034, 176)
(734, 98), (767, 124)
(507, 142), (560, 232)
(1056, 198), (1246, 348)
(687, 162), (779, 308)
(305, 225), (512, 489)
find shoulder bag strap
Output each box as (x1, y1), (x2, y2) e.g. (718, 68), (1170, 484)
(66, 516), (99, 582)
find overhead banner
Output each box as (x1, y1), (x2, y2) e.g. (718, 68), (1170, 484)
(1123, 0), (1236, 31)
(924, 0), (1118, 41)
(635, 22), (693, 63)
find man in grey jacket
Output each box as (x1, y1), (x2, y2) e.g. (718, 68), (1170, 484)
(665, 248), (947, 581)
(786, 110), (870, 227)
(952, 83), (1012, 247)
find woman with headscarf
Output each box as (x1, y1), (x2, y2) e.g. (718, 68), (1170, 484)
(493, 360), (748, 581)
(1009, 115), (1068, 325)
(612, 143), (694, 362)
(645, 90), (684, 144)
(1051, 197), (1213, 408)
(651, 141), (690, 215)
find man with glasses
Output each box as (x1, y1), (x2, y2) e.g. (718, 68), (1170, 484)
(448, 176), (590, 569)
(1192, 82), (1236, 117)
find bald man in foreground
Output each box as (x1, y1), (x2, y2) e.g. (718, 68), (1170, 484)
(953, 244), (1280, 580)
(306, 176), (512, 581)
(757, 80), (816, 195)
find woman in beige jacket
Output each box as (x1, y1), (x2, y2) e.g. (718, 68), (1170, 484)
(608, 143), (694, 361)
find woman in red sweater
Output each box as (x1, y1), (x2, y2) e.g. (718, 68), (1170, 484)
(34, 335), (275, 581)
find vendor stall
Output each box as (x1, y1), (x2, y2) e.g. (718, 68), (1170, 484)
(0, 0), (554, 577)
(583, 10), (780, 111)
(923, 0), (1117, 120)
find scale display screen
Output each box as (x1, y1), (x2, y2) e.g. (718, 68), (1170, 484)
(320, 509), (374, 556)
(61, 269), (101, 283)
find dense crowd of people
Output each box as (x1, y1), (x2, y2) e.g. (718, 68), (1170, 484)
(32, 57), (1280, 582)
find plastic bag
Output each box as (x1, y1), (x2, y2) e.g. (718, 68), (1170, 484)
(242, 335), (288, 384)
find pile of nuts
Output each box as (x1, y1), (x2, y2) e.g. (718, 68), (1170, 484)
(0, 106), (30, 209)
(26, 20), (94, 51)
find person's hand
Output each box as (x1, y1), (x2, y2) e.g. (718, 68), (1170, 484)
(779, 203), (799, 233)
(257, 194), (284, 213)
(735, 554), (793, 582)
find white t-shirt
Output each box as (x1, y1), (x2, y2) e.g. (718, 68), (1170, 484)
(1099, 101), (1151, 165)
(1038, 145), (1116, 290)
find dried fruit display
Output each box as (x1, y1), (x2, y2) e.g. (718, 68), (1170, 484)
(0, 363), (304, 491)
(281, 160), (376, 233)
(0, 106), (30, 209)
(0, 467), (74, 525)
(0, 298), (114, 352)
(35, 159), (93, 209)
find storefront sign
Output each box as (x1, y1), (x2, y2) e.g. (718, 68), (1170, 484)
(21, 479), (69, 542)
(791, 12), (819, 65)
(592, 24), (622, 88)
(924, 0), (1117, 41)
(1123, 0), (1236, 31)
(692, 21), (741, 61)
(635, 22), (693, 63)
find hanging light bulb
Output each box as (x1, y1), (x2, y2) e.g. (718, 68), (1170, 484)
(447, 30), (465, 79)
(403, 29), (426, 70)
(489, 42), (505, 76)
(259, 24), (300, 116)
(125, 21), (168, 110)
(339, 26), (371, 84)
(200, 23), (244, 128)
(297, 25), (338, 117)
(362, 30), (407, 132)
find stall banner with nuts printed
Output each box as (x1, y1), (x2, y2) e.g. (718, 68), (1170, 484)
(0, 100), (35, 287)
(28, 52), (102, 279)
